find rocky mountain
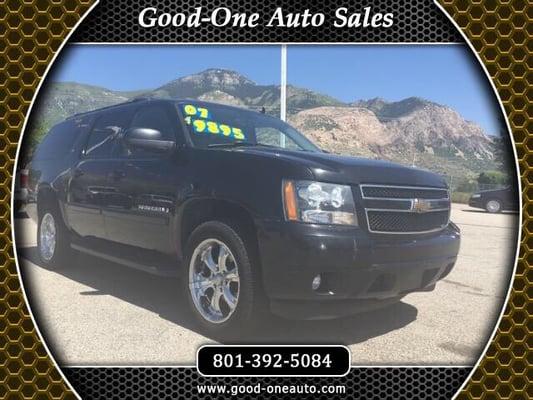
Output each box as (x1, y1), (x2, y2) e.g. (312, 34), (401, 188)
(32, 82), (145, 126)
(288, 101), (495, 180)
(26, 69), (499, 183)
(26, 82), (143, 148)
(354, 96), (436, 119)
(142, 69), (343, 113)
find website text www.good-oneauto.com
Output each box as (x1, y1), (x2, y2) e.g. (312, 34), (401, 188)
(197, 383), (346, 395)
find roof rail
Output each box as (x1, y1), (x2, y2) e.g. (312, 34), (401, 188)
(128, 96), (152, 103)
(66, 97), (152, 120)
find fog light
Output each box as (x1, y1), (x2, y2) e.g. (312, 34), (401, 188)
(312, 274), (322, 291)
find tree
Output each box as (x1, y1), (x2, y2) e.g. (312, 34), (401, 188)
(491, 128), (514, 173)
(477, 170), (508, 185)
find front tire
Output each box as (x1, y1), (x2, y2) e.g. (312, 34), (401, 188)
(184, 221), (262, 338)
(37, 203), (71, 268)
(485, 199), (502, 213)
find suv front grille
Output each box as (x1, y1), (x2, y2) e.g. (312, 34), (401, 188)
(360, 184), (450, 234)
(361, 186), (449, 200)
(367, 210), (450, 233)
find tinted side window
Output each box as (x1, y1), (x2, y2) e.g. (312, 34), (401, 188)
(34, 119), (87, 160)
(130, 105), (176, 140)
(85, 108), (132, 159)
(118, 104), (177, 158)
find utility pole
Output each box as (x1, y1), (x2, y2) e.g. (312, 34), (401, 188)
(280, 45), (287, 148)
(280, 45), (287, 122)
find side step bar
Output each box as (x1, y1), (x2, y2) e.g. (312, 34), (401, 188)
(71, 243), (179, 277)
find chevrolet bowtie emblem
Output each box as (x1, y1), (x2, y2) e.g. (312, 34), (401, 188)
(411, 198), (431, 213)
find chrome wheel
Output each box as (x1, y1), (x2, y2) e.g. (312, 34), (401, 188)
(486, 200), (501, 213)
(189, 239), (240, 324)
(39, 212), (56, 261)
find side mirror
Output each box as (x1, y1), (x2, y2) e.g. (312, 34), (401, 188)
(124, 128), (175, 153)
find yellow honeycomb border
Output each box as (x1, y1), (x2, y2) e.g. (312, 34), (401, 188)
(438, 1), (531, 399)
(0, 1), (94, 398)
(0, 1), (529, 399)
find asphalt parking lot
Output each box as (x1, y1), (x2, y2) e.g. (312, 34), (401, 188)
(14, 203), (518, 366)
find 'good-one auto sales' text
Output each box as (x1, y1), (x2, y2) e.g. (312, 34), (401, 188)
(138, 7), (395, 29)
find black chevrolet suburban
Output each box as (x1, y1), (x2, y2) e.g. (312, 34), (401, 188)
(25, 98), (460, 335)
(468, 186), (518, 213)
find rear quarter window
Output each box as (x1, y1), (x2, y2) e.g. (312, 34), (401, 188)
(34, 118), (88, 160)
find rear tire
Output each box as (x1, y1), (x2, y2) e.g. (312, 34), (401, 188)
(183, 220), (264, 339)
(485, 199), (502, 213)
(37, 201), (72, 269)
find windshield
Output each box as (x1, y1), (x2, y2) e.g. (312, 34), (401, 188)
(177, 102), (320, 152)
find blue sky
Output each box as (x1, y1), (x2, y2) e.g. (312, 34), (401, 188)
(53, 46), (281, 89)
(288, 46), (503, 135)
(52, 45), (502, 135)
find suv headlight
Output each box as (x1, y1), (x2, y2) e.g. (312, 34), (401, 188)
(283, 180), (358, 226)
(471, 193), (481, 199)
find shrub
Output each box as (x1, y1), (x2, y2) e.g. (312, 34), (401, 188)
(451, 192), (471, 204)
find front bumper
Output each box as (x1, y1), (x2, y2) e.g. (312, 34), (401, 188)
(468, 197), (483, 208)
(257, 221), (460, 319)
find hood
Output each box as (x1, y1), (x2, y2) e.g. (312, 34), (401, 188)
(232, 147), (447, 188)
